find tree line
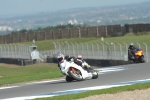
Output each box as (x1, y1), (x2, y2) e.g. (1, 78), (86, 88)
(11, 24), (88, 34)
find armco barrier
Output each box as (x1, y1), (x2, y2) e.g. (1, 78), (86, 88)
(0, 58), (33, 66)
(0, 58), (19, 65)
(47, 57), (134, 67)
(85, 59), (133, 67)
(0, 57), (133, 66)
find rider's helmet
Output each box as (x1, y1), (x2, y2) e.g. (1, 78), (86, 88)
(57, 53), (64, 62)
(77, 55), (82, 60)
(129, 43), (134, 48)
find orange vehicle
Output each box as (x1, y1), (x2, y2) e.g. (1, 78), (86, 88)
(132, 48), (145, 63)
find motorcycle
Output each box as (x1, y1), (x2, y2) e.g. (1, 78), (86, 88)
(131, 48), (145, 63)
(61, 60), (98, 82)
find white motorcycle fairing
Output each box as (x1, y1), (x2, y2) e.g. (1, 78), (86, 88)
(60, 60), (93, 80)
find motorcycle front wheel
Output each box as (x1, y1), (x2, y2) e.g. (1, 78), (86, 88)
(139, 56), (145, 63)
(87, 68), (98, 79)
(92, 71), (98, 79)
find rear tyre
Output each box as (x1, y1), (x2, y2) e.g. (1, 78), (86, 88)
(68, 69), (83, 81)
(66, 75), (74, 82)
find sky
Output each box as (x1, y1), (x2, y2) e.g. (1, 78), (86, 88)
(0, 0), (148, 18)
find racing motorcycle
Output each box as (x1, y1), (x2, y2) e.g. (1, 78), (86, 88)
(131, 48), (145, 63)
(62, 60), (98, 82)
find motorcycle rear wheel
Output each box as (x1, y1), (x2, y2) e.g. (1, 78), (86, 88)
(68, 68), (83, 81)
(66, 75), (74, 82)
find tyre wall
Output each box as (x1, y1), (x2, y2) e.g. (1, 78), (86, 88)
(47, 57), (134, 67)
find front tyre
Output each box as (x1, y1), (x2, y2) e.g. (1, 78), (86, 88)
(92, 72), (98, 79)
(87, 68), (98, 79)
(139, 56), (145, 63)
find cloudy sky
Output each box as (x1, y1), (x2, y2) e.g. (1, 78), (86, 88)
(0, 0), (148, 18)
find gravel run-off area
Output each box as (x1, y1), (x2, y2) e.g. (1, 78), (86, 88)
(77, 88), (150, 100)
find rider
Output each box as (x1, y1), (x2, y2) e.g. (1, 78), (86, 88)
(57, 53), (81, 75)
(57, 53), (90, 74)
(57, 53), (66, 75)
(76, 55), (90, 68)
(65, 55), (86, 68)
(128, 43), (137, 60)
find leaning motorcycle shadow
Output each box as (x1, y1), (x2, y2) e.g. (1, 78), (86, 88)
(51, 80), (87, 84)
(43, 79), (86, 85)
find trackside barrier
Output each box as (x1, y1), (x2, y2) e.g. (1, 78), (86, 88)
(47, 57), (134, 67)
(52, 42), (149, 63)
(0, 42), (149, 65)
(0, 44), (44, 65)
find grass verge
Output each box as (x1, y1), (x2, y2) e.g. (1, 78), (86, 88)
(35, 82), (150, 100)
(22, 34), (150, 51)
(0, 63), (64, 86)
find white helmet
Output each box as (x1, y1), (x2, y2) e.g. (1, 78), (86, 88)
(130, 43), (134, 46)
(130, 43), (134, 48)
(57, 53), (64, 62)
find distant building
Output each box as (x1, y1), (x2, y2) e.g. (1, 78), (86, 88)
(68, 19), (78, 25)
(0, 26), (13, 31)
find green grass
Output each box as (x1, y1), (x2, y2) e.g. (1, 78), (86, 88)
(35, 82), (150, 100)
(23, 37), (98, 50)
(0, 63), (64, 86)
(22, 34), (150, 51)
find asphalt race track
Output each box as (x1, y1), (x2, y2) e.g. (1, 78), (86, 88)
(0, 62), (150, 100)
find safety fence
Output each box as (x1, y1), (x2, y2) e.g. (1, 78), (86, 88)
(52, 42), (149, 62)
(0, 44), (44, 61)
(0, 44), (31, 59)
(0, 42), (149, 63)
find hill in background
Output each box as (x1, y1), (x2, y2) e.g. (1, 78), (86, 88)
(0, 1), (150, 33)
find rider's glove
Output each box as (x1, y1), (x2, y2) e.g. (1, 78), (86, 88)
(86, 64), (90, 68)
(82, 62), (90, 68)
(70, 58), (74, 62)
